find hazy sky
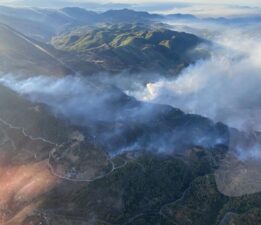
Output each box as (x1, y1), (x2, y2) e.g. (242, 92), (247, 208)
(0, 0), (260, 15)
(0, 0), (260, 7)
(81, 0), (261, 8)
(110, 0), (260, 6)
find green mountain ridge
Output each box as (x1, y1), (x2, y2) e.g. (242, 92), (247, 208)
(52, 24), (205, 75)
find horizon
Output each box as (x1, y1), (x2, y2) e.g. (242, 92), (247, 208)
(0, 0), (260, 18)
(0, 0), (260, 8)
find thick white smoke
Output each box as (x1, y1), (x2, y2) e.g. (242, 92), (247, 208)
(130, 22), (261, 132)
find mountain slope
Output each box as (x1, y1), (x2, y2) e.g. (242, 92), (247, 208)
(0, 84), (111, 224)
(0, 7), (162, 42)
(52, 24), (204, 75)
(0, 6), (201, 43)
(0, 79), (261, 225)
(0, 24), (72, 76)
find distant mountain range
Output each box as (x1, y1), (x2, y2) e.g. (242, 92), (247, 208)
(0, 6), (199, 41)
(0, 5), (259, 44)
(0, 5), (223, 78)
(0, 19), (206, 76)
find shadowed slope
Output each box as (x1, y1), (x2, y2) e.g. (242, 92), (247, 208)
(0, 24), (72, 76)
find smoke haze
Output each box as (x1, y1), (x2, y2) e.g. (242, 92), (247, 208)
(0, 74), (229, 155)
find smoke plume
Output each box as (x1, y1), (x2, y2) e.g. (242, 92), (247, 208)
(129, 21), (261, 132)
